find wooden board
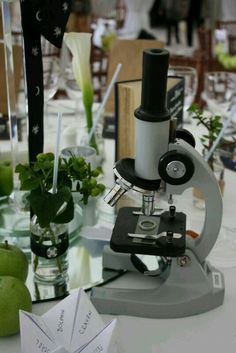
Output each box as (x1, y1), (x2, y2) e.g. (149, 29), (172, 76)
(105, 39), (164, 114)
(115, 77), (184, 160)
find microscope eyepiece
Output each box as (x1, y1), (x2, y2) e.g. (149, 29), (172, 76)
(134, 48), (170, 123)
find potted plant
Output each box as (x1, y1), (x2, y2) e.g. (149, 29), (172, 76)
(188, 103), (223, 170)
(15, 152), (105, 283)
(188, 103), (236, 206)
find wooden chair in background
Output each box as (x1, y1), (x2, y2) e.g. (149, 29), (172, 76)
(228, 34), (236, 55)
(193, 25), (236, 79)
(90, 44), (108, 102)
(216, 20), (236, 35)
(194, 27), (213, 71)
(90, 19), (110, 102)
(67, 0), (92, 32)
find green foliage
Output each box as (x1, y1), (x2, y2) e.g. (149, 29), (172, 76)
(188, 103), (236, 171)
(15, 152), (105, 228)
(63, 153), (105, 205)
(27, 187), (73, 228)
(188, 103), (223, 152)
(215, 43), (236, 70)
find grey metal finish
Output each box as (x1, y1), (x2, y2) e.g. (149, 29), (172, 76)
(166, 139), (223, 263)
(91, 249), (224, 318)
(166, 160), (186, 179)
(141, 192), (155, 216)
(91, 138), (224, 318)
(102, 245), (140, 272)
(104, 182), (130, 207)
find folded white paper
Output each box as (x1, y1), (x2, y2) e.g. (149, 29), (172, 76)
(20, 289), (117, 353)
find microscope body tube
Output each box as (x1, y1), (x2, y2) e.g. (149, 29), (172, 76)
(135, 119), (170, 180)
(134, 48), (170, 181)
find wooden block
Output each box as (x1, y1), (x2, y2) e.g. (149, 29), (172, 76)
(115, 77), (184, 161)
(0, 44), (23, 116)
(105, 39), (164, 114)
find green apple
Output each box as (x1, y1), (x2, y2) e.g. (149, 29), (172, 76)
(0, 241), (28, 282)
(0, 160), (13, 197)
(0, 276), (32, 336)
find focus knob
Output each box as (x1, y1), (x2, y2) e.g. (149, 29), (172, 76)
(158, 150), (194, 185)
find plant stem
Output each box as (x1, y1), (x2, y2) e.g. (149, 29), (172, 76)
(85, 105), (99, 153)
(47, 226), (62, 273)
(33, 228), (48, 272)
(33, 225), (63, 274)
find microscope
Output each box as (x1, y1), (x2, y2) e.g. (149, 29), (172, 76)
(91, 48), (225, 318)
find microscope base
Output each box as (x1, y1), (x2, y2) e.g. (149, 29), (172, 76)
(91, 250), (224, 318)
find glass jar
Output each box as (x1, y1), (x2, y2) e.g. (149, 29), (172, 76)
(30, 216), (69, 283)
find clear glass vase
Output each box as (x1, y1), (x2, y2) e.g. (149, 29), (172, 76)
(79, 197), (98, 227)
(30, 216), (69, 284)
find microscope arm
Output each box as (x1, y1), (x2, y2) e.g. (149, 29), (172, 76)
(166, 139), (223, 264)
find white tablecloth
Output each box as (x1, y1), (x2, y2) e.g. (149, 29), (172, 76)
(1, 114), (236, 353)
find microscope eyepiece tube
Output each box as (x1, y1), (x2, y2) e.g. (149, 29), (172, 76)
(134, 48), (170, 123)
(134, 48), (170, 181)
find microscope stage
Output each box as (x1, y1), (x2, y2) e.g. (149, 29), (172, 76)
(111, 207), (186, 257)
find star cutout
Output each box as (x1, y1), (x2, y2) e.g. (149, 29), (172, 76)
(32, 125), (39, 135)
(62, 2), (69, 12)
(47, 246), (58, 258)
(32, 46), (39, 56)
(53, 27), (62, 38)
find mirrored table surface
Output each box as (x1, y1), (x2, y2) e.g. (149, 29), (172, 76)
(0, 192), (126, 303)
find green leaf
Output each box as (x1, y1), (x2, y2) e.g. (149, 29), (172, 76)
(91, 169), (100, 177)
(21, 177), (40, 191)
(91, 188), (100, 197)
(57, 186), (72, 203)
(187, 103), (199, 113)
(28, 187), (72, 228)
(37, 152), (54, 162)
(15, 164), (28, 173)
(97, 183), (105, 192)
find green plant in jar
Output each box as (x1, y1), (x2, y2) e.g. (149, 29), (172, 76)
(15, 153), (74, 277)
(188, 103), (225, 170)
(15, 152), (105, 279)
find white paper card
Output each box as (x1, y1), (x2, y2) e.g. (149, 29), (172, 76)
(76, 319), (117, 353)
(20, 289), (117, 353)
(20, 311), (57, 353)
(51, 346), (70, 353)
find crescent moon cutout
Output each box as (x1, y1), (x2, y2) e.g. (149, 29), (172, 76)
(36, 11), (42, 21)
(35, 86), (40, 96)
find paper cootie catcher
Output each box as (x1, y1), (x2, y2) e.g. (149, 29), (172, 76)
(20, 289), (120, 353)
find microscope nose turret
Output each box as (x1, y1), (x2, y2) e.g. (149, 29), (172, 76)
(104, 178), (132, 206)
(104, 158), (162, 207)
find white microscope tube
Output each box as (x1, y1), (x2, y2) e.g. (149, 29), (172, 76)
(135, 118), (170, 180)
